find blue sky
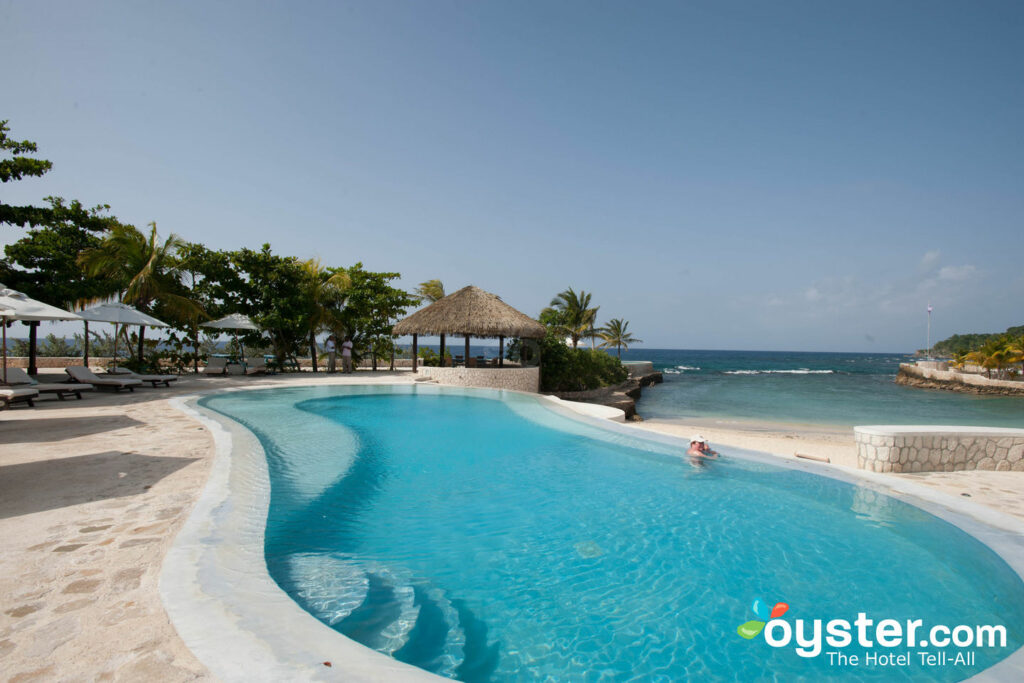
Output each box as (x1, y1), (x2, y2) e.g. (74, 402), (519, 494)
(2, 1), (1022, 351)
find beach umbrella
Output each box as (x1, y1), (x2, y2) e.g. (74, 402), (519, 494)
(0, 286), (83, 382)
(201, 313), (259, 362)
(78, 302), (168, 370)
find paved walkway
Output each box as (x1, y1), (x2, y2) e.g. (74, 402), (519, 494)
(0, 371), (410, 682)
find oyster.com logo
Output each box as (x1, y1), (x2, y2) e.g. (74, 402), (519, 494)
(736, 597), (1006, 669)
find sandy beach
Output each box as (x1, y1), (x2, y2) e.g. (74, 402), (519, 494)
(2, 373), (1023, 680)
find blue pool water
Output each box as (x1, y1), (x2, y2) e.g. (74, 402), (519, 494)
(202, 386), (1024, 681)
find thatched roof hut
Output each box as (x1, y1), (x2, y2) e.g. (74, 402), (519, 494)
(393, 286), (545, 339)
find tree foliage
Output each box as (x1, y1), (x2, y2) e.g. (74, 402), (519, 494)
(927, 325), (1024, 357)
(2, 197), (122, 307)
(542, 287), (599, 349)
(599, 318), (642, 359)
(415, 279), (445, 303)
(338, 264), (418, 366)
(0, 120), (54, 228)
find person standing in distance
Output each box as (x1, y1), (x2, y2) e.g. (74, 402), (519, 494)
(325, 335), (337, 373)
(341, 336), (354, 373)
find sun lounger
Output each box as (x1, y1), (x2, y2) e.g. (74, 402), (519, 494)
(0, 386), (39, 408)
(107, 368), (178, 387)
(65, 366), (143, 392)
(203, 357), (228, 375)
(244, 357), (267, 375)
(3, 367), (94, 400)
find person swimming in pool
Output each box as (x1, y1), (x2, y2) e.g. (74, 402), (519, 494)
(687, 435), (720, 463)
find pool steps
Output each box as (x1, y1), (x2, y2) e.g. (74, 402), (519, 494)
(286, 553), (502, 680)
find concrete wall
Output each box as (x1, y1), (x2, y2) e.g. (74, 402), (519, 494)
(855, 426), (1024, 473)
(621, 361), (654, 377)
(915, 360), (949, 371)
(418, 366), (540, 393)
(4, 356), (111, 370)
(898, 363), (1024, 393)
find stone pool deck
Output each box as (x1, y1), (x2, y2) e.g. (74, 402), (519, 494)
(2, 372), (1024, 680)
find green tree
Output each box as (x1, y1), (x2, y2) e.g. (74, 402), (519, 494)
(599, 318), (642, 358)
(337, 264), (418, 371)
(78, 222), (202, 364)
(415, 279), (445, 303)
(229, 245), (309, 365)
(542, 287), (599, 349)
(2, 197), (125, 371)
(301, 259), (350, 371)
(0, 120), (54, 228)
(2, 197), (122, 306)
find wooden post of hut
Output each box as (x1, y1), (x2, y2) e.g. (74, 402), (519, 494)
(439, 333), (446, 367)
(411, 333), (418, 372)
(465, 334), (470, 367)
(499, 335), (504, 367)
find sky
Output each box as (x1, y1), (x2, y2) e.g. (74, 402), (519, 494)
(2, 0), (1022, 352)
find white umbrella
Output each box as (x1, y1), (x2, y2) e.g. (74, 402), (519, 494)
(0, 286), (83, 382)
(201, 313), (259, 362)
(78, 302), (168, 369)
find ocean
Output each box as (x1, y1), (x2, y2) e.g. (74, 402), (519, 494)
(616, 348), (1024, 429)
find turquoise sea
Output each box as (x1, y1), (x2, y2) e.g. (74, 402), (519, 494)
(618, 349), (1024, 428)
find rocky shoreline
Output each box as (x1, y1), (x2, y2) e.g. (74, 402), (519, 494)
(552, 371), (664, 420)
(896, 365), (1024, 397)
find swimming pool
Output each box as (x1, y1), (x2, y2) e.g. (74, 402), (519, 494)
(198, 384), (1024, 681)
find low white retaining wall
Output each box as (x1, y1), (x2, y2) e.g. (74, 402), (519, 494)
(418, 366), (540, 393)
(621, 361), (654, 377)
(899, 363), (1024, 392)
(855, 426), (1024, 473)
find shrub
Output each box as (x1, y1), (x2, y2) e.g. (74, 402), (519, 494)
(535, 330), (628, 392)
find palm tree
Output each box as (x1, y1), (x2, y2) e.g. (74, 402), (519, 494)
(416, 279), (445, 304)
(301, 259), (351, 372)
(599, 318), (642, 358)
(1007, 335), (1024, 378)
(543, 288), (599, 349)
(78, 222), (201, 363)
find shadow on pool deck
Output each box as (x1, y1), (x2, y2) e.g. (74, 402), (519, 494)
(0, 451), (198, 519)
(0, 415), (145, 443)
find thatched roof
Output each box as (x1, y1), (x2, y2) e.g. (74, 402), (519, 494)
(393, 286), (546, 339)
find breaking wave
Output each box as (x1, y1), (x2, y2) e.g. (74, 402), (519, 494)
(722, 369), (835, 375)
(663, 365), (700, 375)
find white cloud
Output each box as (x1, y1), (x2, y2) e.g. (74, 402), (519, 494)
(804, 287), (822, 302)
(920, 250), (941, 268)
(938, 264), (976, 282)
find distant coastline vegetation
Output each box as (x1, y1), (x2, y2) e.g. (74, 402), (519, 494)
(923, 325), (1023, 356)
(923, 326), (1024, 380)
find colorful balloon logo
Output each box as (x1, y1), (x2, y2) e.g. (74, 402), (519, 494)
(737, 598), (789, 639)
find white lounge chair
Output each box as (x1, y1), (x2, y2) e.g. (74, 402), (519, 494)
(0, 386), (39, 408)
(107, 368), (178, 387)
(4, 367), (94, 400)
(65, 366), (143, 392)
(202, 357), (228, 375)
(244, 357), (267, 375)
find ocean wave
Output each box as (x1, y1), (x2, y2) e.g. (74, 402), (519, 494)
(722, 369), (835, 375)
(663, 365), (700, 375)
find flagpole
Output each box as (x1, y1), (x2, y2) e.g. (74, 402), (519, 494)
(926, 303), (932, 358)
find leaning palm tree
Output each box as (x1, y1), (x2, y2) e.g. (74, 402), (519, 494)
(543, 288), (599, 348)
(416, 279), (445, 304)
(301, 259), (351, 372)
(78, 222), (202, 363)
(599, 318), (642, 358)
